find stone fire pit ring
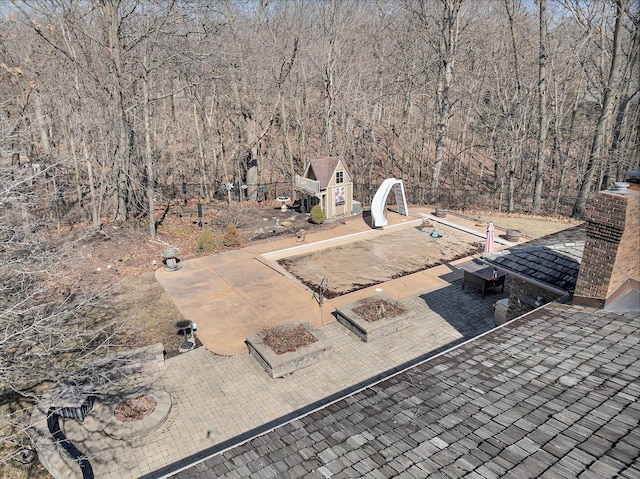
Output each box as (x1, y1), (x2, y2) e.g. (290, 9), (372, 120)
(505, 229), (522, 242)
(99, 390), (172, 439)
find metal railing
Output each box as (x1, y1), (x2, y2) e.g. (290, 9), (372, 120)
(294, 176), (320, 195)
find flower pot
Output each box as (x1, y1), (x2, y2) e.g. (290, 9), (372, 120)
(335, 294), (415, 342)
(505, 229), (522, 242)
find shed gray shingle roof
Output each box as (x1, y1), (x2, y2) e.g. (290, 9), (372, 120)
(166, 303), (640, 478)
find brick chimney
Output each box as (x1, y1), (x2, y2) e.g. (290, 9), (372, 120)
(573, 182), (639, 308)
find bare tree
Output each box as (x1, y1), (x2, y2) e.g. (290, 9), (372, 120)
(532, 0), (549, 214)
(602, 12), (640, 187)
(0, 164), (127, 466)
(431, 0), (463, 194)
(572, 0), (631, 217)
(2, 0), (639, 223)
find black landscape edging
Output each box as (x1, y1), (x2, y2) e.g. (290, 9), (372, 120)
(46, 409), (94, 479)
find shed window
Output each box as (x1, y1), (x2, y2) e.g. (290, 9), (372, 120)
(336, 171), (344, 184)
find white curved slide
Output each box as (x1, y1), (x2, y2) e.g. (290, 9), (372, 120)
(371, 178), (409, 228)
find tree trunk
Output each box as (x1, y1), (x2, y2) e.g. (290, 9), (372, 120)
(431, 0), (462, 194)
(532, 0), (548, 214)
(33, 90), (51, 157)
(572, 0), (627, 218)
(603, 20), (639, 187)
(503, 0), (528, 213)
(193, 104), (211, 202)
(103, 0), (130, 221)
(65, 117), (84, 207)
(281, 94), (296, 201)
(142, 50), (156, 239)
(323, 20), (336, 156)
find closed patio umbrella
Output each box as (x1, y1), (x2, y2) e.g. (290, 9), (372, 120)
(484, 221), (495, 254)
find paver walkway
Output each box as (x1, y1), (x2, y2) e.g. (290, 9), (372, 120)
(32, 210), (511, 478)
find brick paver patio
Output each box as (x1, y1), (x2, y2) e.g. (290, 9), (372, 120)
(36, 279), (507, 478)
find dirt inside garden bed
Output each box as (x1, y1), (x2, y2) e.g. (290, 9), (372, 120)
(352, 298), (407, 322)
(278, 222), (483, 298)
(262, 324), (318, 355)
(114, 396), (157, 422)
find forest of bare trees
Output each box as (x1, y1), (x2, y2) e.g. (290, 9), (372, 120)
(0, 0), (638, 471)
(0, 0), (637, 231)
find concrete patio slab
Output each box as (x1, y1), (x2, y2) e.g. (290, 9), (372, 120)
(156, 208), (494, 355)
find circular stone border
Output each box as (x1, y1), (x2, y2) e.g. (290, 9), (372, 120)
(99, 390), (172, 440)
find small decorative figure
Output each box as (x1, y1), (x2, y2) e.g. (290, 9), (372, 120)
(485, 221), (495, 254)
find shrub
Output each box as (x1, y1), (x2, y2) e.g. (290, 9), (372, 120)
(215, 206), (249, 228)
(197, 230), (217, 253)
(309, 205), (325, 224)
(222, 223), (241, 247)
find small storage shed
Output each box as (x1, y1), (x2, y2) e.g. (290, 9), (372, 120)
(294, 156), (355, 219)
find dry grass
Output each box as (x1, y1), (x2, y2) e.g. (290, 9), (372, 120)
(109, 271), (185, 358)
(460, 209), (583, 239)
(0, 462), (48, 479)
(0, 396), (49, 479)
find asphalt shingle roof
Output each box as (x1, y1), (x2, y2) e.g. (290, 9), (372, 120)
(169, 303), (640, 478)
(483, 226), (586, 293)
(307, 157), (346, 190)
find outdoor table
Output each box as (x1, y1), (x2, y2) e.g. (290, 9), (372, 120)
(458, 259), (505, 298)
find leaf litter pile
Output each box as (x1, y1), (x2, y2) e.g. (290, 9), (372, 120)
(353, 298), (406, 322)
(114, 396), (157, 422)
(263, 324), (317, 355)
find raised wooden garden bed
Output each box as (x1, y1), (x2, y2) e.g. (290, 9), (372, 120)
(335, 293), (415, 342)
(245, 321), (332, 378)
